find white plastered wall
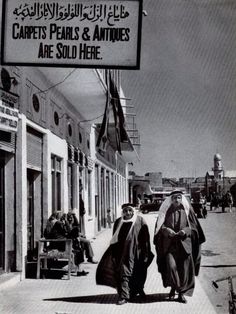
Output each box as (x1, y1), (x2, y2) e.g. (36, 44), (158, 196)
(47, 131), (68, 215)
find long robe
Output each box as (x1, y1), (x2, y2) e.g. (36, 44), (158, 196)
(96, 215), (154, 300)
(153, 205), (205, 296)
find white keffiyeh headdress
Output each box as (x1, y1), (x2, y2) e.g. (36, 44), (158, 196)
(110, 208), (137, 245)
(154, 193), (191, 235)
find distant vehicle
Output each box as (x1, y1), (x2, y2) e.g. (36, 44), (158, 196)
(140, 190), (190, 214)
(140, 198), (163, 213)
(141, 191), (171, 213)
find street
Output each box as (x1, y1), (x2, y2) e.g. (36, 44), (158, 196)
(142, 206), (236, 314)
(198, 206), (236, 314)
(1, 206), (236, 314)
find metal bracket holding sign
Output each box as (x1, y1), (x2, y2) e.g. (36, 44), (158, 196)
(1, 0), (143, 69)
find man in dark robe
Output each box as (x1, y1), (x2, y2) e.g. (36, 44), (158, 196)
(153, 190), (205, 304)
(96, 204), (154, 305)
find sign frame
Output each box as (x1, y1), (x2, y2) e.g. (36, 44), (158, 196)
(1, 0), (143, 69)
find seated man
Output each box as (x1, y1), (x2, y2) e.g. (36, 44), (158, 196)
(67, 212), (98, 264)
(43, 213), (58, 238)
(44, 213), (67, 251)
(43, 213), (88, 276)
(69, 227), (89, 276)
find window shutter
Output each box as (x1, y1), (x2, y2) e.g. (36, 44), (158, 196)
(27, 127), (43, 170)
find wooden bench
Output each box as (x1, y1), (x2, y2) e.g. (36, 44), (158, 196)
(37, 238), (73, 280)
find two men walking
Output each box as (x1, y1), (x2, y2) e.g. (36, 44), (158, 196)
(96, 191), (205, 305)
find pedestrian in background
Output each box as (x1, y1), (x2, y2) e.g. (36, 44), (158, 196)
(135, 194), (142, 209)
(153, 190), (205, 304)
(96, 203), (154, 305)
(226, 191), (233, 213)
(210, 192), (220, 211)
(106, 209), (112, 228)
(79, 182), (86, 234)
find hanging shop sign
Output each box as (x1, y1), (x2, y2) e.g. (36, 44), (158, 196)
(0, 101), (19, 132)
(0, 88), (18, 108)
(0, 88), (19, 132)
(1, 0), (143, 69)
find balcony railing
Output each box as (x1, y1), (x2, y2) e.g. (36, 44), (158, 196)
(123, 109), (140, 148)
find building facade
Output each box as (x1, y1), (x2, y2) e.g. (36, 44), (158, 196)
(0, 65), (139, 279)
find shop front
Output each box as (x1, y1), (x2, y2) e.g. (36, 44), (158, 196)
(0, 87), (19, 274)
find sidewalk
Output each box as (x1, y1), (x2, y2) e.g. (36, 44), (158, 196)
(0, 214), (217, 314)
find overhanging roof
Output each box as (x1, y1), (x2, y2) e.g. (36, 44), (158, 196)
(39, 68), (107, 122)
(38, 68), (140, 162)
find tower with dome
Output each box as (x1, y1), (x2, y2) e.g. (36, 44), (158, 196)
(212, 153), (223, 181)
(205, 153), (225, 197)
(205, 153), (236, 201)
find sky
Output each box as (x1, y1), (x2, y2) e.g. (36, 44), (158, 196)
(122, 0), (236, 178)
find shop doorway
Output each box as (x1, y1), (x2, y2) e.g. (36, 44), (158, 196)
(100, 168), (106, 228)
(27, 170), (35, 260)
(0, 160), (5, 271)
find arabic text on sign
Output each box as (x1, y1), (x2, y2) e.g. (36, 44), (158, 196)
(13, 2), (129, 26)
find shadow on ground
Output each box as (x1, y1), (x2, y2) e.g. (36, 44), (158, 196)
(201, 264), (236, 268)
(208, 211), (229, 214)
(201, 249), (220, 257)
(44, 293), (173, 304)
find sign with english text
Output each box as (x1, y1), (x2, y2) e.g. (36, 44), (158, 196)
(1, 0), (142, 69)
(0, 101), (19, 132)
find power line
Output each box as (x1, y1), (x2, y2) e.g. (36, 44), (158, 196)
(32, 69), (106, 125)
(78, 113), (104, 124)
(34, 69), (77, 95)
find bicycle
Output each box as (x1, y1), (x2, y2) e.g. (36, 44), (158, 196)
(212, 275), (236, 314)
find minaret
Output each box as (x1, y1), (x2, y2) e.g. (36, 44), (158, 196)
(212, 153), (223, 180)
